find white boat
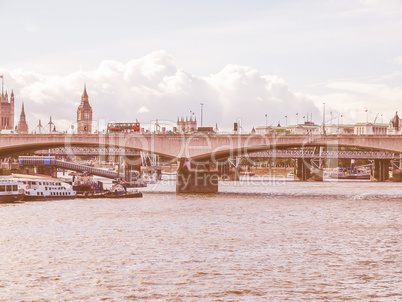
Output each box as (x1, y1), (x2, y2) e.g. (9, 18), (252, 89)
(287, 171), (295, 177)
(0, 178), (25, 203)
(142, 168), (158, 184)
(14, 177), (76, 201)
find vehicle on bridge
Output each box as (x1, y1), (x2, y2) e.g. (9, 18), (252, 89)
(107, 122), (141, 133)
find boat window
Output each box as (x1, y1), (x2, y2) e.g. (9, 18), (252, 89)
(45, 187), (48, 190)
(12, 185), (17, 191)
(0, 185), (4, 192)
(6, 185), (11, 192)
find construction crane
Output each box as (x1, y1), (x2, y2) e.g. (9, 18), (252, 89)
(373, 113), (379, 123)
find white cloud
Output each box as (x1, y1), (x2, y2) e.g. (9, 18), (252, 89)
(1, 50), (374, 132)
(137, 106), (149, 114)
(25, 22), (38, 33)
(312, 79), (402, 124)
(395, 57), (402, 64)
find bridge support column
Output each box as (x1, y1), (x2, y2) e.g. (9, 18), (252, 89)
(295, 159), (323, 181)
(218, 161), (239, 180)
(295, 159), (311, 181)
(176, 158), (219, 193)
(371, 159), (390, 182)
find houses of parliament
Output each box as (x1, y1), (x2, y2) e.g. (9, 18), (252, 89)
(0, 78), (92, 134)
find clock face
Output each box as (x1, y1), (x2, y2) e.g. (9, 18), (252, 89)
(85, 113), (90, 119)
(78, 112), (81, 120)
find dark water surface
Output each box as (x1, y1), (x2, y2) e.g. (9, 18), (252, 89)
(0, 180), (401, 301)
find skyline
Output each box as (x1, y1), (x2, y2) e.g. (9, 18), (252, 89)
(1, 0), (402, 131)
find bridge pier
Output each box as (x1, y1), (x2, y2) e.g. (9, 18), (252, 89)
(295, 159), (323, 181)
(295, 159), (310, 181)
(176, 158), (219, 193)
(371, 159), (390, 182)
(218, 161), (239, 180)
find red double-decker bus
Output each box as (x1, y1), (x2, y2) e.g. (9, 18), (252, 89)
(107, 122), (141, 133)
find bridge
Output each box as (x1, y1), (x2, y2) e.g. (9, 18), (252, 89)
(1, 133), (402, 192)
(17, 156), (124, 179)
(2, 133), (402, 159)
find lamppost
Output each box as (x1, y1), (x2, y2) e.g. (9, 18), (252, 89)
(265, 114), (267, 127)
(285, 115), (288, 127)
(296, 113), (298, 125)
(200, 103), (204, 127)
(323, 103), (326, 135)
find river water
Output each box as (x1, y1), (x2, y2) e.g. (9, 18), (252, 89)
(0, 178), (401, 301)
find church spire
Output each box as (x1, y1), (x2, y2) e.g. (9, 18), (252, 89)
(82, 84), (88, 99)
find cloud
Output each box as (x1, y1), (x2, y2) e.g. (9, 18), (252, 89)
(395, 56), (402, 64)
(137, 106), (149, 114)
(25, 22), (38, 33)
(3, 51), (322, 132)
(314, 79), (402, 124)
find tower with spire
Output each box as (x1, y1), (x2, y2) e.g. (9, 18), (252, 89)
(17, 102), (28, 133)
(77, 84), (93, 134)
(0, 75), (15, 131)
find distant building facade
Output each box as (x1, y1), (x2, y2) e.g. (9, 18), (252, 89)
(354, 123), (388, 135)
(0, 82), (15, 131)
(177, 116), (197, 133)
(17, 103), (28, 134)
(77, 85), (93, 134)
(387, 111), (402, 134)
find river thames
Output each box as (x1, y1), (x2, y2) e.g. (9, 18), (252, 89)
(0, 178), (401, 301)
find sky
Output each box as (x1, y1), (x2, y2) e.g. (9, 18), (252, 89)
(1, 0), (402, 132)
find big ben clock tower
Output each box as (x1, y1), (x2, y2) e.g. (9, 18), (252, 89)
(77, 85), (92, 134)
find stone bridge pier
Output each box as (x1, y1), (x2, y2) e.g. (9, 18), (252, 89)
(295, 158), (323, 181)
(371, 159), (390, 182)
(176, 158), (219, 193)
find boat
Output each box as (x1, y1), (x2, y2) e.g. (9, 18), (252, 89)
(239, 171), (255, 176)
(328, 167), (370, 180)
(113, 170), (147, 188)
(83, 184), (143, 199)
(13, 175), (77, 200)
(142, 168), (159, 183)
(70, 172), (105, 196)
(0, 178), (25, 203)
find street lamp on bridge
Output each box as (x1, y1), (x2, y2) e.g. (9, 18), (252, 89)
(200, 103), (204, 127)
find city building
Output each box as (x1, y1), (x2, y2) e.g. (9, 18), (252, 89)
(387, 111), (402, 134)
(16, 103), (28, 134)
(77, 85), (93, 134)
(354, 122), (388, 135)
(177, 116), (197, 133)
(0, 77), (14, 131)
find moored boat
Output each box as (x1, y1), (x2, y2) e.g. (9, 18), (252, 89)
(239, 171), (255, 176)
(0, 178), (25, 203)
(13, 176), (76, 201)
